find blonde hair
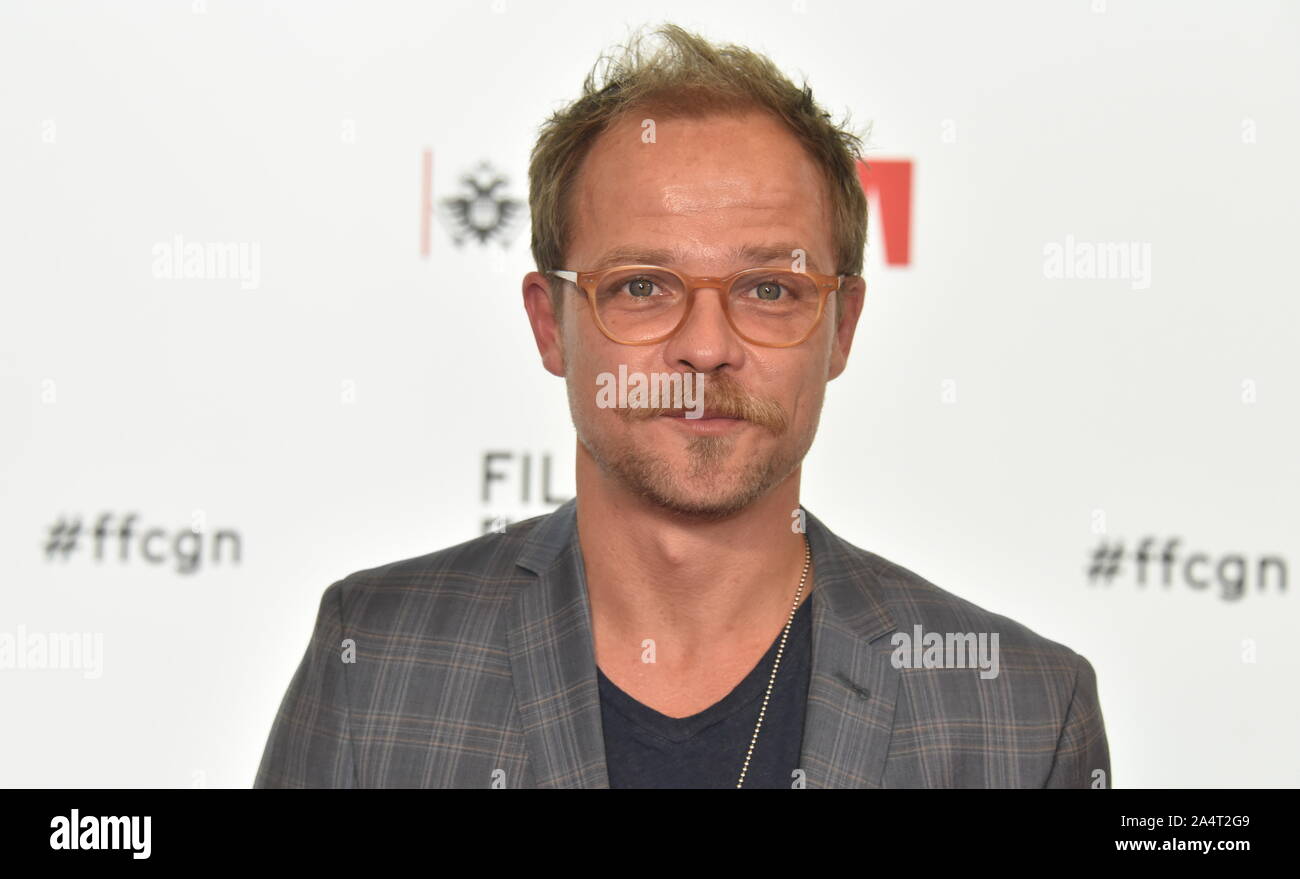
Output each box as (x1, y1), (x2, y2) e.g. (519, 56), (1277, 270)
(528, 22), (870, 325)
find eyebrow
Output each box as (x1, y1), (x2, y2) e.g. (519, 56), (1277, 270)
(588, 242), (822, 273)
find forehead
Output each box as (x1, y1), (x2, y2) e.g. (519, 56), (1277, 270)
(568, 109), (834, 273)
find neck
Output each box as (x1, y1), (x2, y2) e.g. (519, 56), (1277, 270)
(574, 441), (813, 661)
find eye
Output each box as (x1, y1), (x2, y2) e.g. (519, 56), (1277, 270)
(596, 270), (682, 306)
(749, 280), (787, 301)
(622, 277), (661, 298)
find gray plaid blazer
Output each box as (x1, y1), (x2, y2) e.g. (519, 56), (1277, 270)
(254, 499), (1110, 788)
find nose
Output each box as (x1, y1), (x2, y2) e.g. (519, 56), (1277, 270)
(661, 283), (747, 374)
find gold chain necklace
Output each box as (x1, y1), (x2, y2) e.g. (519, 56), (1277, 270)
(736, 533), (811, 788)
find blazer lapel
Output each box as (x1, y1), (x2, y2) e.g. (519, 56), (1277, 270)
(507, 500), (900, 789)
(508, 499), (610, 788)
(799, 508), (902, 788)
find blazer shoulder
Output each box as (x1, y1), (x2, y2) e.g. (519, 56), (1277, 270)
(323, 511), (554, 613)
(839, 537), (1092, 675)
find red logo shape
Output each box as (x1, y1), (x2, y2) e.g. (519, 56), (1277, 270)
(857, 159), (912, 266)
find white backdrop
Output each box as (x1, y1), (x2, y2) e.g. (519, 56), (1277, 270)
(1, 0), (1297, 788)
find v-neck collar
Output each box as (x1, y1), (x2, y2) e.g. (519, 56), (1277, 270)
(594, 599), (812, 744)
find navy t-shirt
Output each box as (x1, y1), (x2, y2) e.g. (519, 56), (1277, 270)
(597, 597), (812, 789)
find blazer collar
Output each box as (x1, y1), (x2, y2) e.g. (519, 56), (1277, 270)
(509, 499), (901, 788)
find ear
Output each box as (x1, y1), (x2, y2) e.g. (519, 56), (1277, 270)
(826, 275), (867, 381)
(522, 271), (566, 377)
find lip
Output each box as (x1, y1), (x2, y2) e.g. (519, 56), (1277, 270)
(658, 412), (747, 433)
(661, 409), (737, 420)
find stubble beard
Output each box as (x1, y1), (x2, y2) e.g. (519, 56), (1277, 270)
(574, 407), (818, 522)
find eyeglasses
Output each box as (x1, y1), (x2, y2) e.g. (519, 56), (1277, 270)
(550, 264), (845, 348)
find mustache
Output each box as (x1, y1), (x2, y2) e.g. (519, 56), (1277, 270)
(623, 374), (789, 433)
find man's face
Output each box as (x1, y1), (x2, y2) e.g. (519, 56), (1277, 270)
(531, 109), (864, 520)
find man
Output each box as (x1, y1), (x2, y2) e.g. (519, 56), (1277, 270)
(255, 23), (1110, 789)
